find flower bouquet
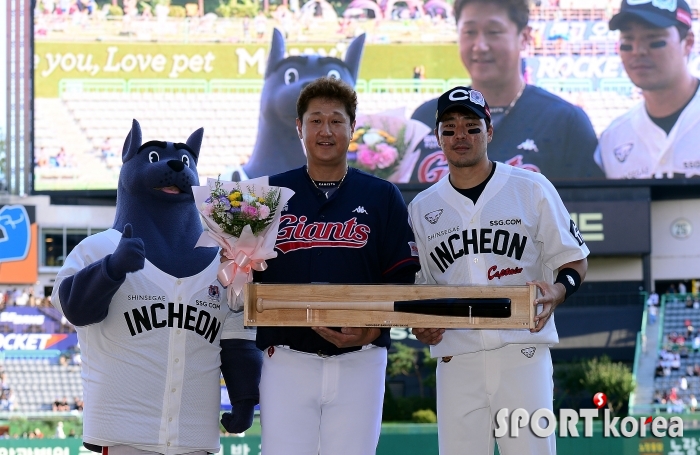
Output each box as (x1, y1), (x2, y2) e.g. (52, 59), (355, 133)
(348, 113), (431, 183)
(193, 176), (295, 309)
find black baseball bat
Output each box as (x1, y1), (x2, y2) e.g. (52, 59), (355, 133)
(393, 298), (511, 318)
(255, 297), (511, 317)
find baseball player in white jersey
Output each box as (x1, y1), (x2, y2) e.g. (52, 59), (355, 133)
(408, 87), (589, 455)
(595, 0), (700, 179)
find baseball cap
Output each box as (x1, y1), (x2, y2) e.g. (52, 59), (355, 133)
(435, 86), (491, 127)
(609, 0), (692, 31)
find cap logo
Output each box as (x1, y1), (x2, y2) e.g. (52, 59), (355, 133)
(448, 89), (471, 101)
(677, 8), (691, 26)
(627, 0), (677, 12)
(469, 90), (485, 107)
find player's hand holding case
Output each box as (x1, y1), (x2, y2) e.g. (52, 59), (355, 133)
(192, 176), (294, 307)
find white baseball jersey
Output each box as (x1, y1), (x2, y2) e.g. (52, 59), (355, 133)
(595, 87), (700, 179)
(408, 163), (589, 358)
(52, 229), (254, 455)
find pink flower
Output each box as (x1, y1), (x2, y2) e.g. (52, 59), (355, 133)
(243, 205), (258, 218)
(356, 145), (377, 170)
(200, 202), (214, 217)
(375, 143), (398, 169)
(258, 205), (271, 220)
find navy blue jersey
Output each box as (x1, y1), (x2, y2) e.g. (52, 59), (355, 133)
(410, 85), (603, 182)
(254, 166), (421, 355)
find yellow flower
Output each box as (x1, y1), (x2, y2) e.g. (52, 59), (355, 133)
(231, 200), (241, 207)
(348, 142), (359, 152)
(258, 197), (265, 203)
(377, 130), (396, 143)
(352, 130), (364, 141)
(229, 191), (241, 201)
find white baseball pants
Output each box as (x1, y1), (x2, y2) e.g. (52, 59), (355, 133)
(259, 345), (387, 455)
(436, 343), (556, 455)
(100, 447), (208, 455)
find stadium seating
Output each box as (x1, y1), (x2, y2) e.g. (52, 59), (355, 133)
(2, 357), (82, 413)
(37, 79), (446, 183)
(33, 75), (644, 188)
(653, 297), (700, 408)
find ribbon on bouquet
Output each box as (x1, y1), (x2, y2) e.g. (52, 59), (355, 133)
(218, 250), (268, 306)
(195, 219), (278, 310)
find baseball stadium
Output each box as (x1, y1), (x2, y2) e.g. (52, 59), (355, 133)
(1, 0), (700, 453)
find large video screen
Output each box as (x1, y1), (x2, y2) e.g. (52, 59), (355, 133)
(32, 2), (700, 192)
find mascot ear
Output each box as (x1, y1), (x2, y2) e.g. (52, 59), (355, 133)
(122, 119), (143, 163)
(186, 127), (204, 164)
(265, 29), (286, 79)
(344, 33), (365, 84)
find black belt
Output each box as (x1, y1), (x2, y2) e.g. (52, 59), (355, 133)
(286, 344), (362, 357)
(83, 443), (102, 453)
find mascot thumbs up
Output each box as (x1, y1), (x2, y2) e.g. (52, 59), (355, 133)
(52, 120), (261, 454)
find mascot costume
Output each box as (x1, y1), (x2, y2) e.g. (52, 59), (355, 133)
(238, 29), (365, 179)
(51, 120), (261, 455)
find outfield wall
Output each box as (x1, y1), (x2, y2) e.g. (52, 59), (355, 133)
(0, 426), (689, 455)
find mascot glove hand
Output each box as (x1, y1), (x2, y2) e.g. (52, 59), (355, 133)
(220, 398), (256, 434)
(106, 223), (146, 281)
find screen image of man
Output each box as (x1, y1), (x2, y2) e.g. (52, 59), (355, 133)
(410, 0), (603, 183)
(594, 0), (700, 179)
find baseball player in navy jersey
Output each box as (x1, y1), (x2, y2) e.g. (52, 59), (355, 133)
(408, 87), (589, 455)
(410, 0), (602, 183)
(252, 76), (420, 455)
(594, 0), (700, 179)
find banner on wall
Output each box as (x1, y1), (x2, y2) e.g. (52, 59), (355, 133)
(0, 205), (38, 285)
(34, 41), (465, 97)
(530, 20), (618, 42)
(529, 19), (700, 43)
(0, 333), (78, 351)
(524, 55), (700, 88)
(0, 307), (64, 333)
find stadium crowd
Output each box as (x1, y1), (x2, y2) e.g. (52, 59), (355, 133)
(33, 0), (691, 49)
(0, 288), (49, 309)
(651, 282), (700, 413)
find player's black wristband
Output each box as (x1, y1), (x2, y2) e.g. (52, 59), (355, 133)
(555, 268), (581, 300)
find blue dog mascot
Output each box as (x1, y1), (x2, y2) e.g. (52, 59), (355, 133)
(52, 120), (261, 453)
(240, 29), (365, 179)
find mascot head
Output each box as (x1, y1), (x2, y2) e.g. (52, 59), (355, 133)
(118, 119), (203, 203)
(260, 29), (365, 130)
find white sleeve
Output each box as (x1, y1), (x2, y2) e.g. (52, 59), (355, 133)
(50, 235), (114, 316)
(408, 202), (437, 285)
(533, 177), (590, 271)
